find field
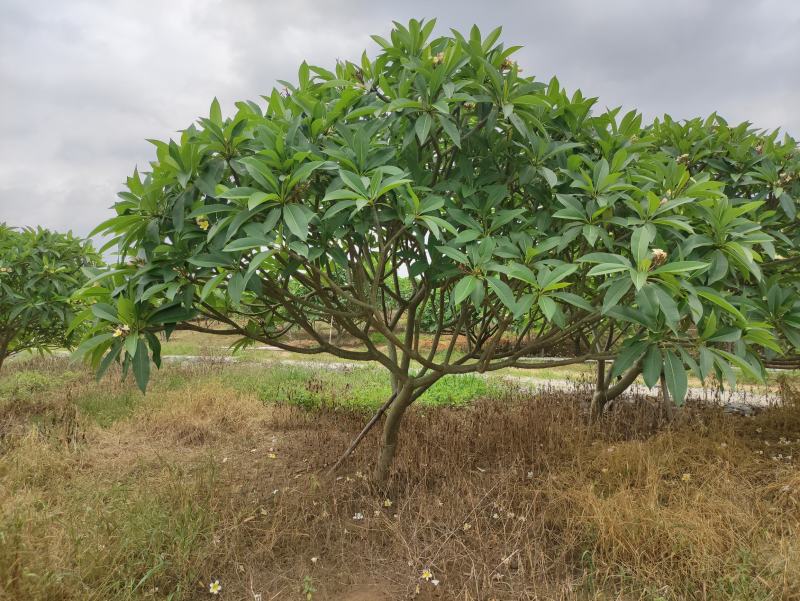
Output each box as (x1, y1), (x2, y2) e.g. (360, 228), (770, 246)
(2, 349), (800, 600)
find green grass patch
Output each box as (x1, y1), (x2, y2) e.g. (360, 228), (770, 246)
(227, 365), (503, 411)
(0, 369), (82, 403)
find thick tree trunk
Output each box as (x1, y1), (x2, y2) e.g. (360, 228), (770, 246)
(659, 372), (675, 420)
(591, 362), (642, 416)
(373, 384), (413, 483)
(590, 360), (606, 418)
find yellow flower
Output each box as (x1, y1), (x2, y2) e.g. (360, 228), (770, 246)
(112, 328), (124, 338)
(681, 473), (692, 482)
(421, 568), (433, 581)
(208, 579), (222, 595)
(267, 452), (277, 459)
(196, 216), (210, 231)
(383, 498), (392, 508)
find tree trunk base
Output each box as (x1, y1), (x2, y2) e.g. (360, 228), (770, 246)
(372, 386), (412, 484)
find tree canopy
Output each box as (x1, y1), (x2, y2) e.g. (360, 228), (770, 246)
(0, 225), (97, 370)
(76, 19), (800, 479)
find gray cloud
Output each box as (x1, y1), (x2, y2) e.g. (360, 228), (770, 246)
(1, 0), (798, 237)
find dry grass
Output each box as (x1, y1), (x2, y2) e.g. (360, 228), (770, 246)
(1, 358), (800, 600)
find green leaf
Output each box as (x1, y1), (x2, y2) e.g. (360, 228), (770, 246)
(228, 273), (246, 305)
(453, 275), (478, 305)
(486, 277), (517, 313)
(248, 192), (280, 210)
(552, 292), (595, 312)
(602, 278), (632, 314)
(124, 334), (138, 362)
(587, 263), (630, 277)
(116, 298), (136, 324)
(200, 273), (227, 301)
(642, 345), (662, 389)
(283, 204), (309, 241)
(506, 263), (538, 286)
(663, 350), (688, 406)
(223, 237), (269, 252)
(149, 302), (197, 324)
(437, 246), (469, 264)
(714, 348), (763, 383)
(218, 186), (261, 200)
(512, 94), (548, 108)
(609, 340), (648, 380)
(651, 284), (680, 327)
(75, 333), (114, 358)
(538, 296), (557, 321)
(539, 166), (557, 188)
(339, 170), (369, 196)
(631, 226), (654, 264)
(132, 337), (151, 393)
(415, 113), (433, 144)
(437, 114), (461, 148)
(779, 193), (796, 220)
(244, 249), (276, 282)
(650, 261), (707, 276)
(631, 270), (648, 291)
(697, 289), (745, 322)
(96, 342), (122, 380)
(91, 303), (119, 323)
(209, 97), (222, 126)
(581, 253), (630, 266)
(540, 264), (578, 290)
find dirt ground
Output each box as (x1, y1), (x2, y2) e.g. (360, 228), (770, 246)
(2, 360), (800, 600)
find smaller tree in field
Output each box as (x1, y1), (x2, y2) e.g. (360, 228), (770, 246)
(74, 20), (800, 482)
(0, 225), (98, 370)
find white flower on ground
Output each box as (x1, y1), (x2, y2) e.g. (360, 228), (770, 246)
(208, 579), (222, 595)
(352, 512), (364, 521)
(421, 568), (433, 581)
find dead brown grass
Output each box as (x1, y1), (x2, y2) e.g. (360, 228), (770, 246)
(1, 360), (800, 600)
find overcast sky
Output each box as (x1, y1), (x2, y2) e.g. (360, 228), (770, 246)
(1, 0), (798, 237)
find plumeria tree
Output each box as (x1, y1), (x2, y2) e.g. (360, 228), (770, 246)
(0, 225), (98, 370)
(76, 20), (800, 481)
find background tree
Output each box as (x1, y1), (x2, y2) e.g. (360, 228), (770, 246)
(0, 225), (98, 370)
(76, 20), (800, 481)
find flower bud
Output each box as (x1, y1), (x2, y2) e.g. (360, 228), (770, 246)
(651, 248), (668, 267)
